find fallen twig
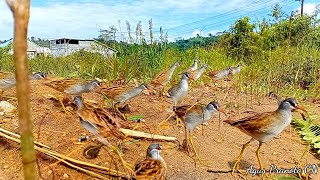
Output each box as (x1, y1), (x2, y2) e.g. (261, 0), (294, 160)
(120, 128), (176, 141)
(0, 127), (50, 149)
(0, 129), (128, 179)
(207, 169), (233, 173)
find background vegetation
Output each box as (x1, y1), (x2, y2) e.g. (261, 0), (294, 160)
(0, 4), (319, 100)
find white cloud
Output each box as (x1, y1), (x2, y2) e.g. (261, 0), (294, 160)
(0, 0), (287, 40)
(298, 3), (319, 16)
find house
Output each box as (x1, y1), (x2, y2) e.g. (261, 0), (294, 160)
(49, 38), (116, 57)
(0, 39), (51, 59)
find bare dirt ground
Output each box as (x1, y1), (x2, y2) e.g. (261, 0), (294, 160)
(0, 79), (319, 180)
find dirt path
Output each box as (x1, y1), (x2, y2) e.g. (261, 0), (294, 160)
(0, 80), (319, 179)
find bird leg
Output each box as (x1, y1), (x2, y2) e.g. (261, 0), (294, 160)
(182, 127), (191, 153)
(255, 142), (264, 170)
(108, 146), (134, 176)
(157, 112), (175, 127)
(58, 94), (72, 114)
(214, 113), (224, 143)
(175, 115), (183, 126)
(189, 133), (211, 167)
(232, 138), (253, 175)
(255, 142), (269, 178)
(114, 103), (127, 120)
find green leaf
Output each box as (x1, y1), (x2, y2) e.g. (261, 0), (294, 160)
(127, 115), (144, 121)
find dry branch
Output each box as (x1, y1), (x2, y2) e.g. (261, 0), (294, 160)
(120, 128), (176, 141)
(0, 129), (128, 179)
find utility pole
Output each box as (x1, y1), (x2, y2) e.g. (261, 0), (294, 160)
(295, 0), (304, 16)
(301, 0), (304, 16)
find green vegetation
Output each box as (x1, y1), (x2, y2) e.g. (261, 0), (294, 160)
(0, 4), (319, 101)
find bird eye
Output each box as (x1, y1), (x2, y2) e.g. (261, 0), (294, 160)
(288, 100), (296, 107)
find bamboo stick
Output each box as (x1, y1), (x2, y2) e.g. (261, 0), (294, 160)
(6, 0), (38, 179)
(0, 127), (51, 149)
(0, 131), (128, 178)
(120, 128), (176, 141)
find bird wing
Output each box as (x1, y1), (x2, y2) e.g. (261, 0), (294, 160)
(134, 159), (165, 180)
(207, 70), (220, 78)
(45, 78), (83, 92)
(224, 111), (278, 136)
(173, 104), (202, 119)
(98, 85), (128, 100)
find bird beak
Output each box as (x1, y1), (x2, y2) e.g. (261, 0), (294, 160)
(294, 104), (307, 113)
(157, 146), (163, 150)
(217, 107), (227, 116)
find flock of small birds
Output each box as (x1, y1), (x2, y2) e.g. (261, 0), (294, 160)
(0, 59), (308, 179)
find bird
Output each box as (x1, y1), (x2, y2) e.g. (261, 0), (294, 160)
(73, 96), (126, 139)
(0, 72), (46, 99)
(164, 72), (190, 125)
(134, 143), (166, 180)
(224, 98), (307, 175)
(187, 59), (200, 72)
(230, 64), (243, 76)
(73, 96), (133, 173)
(45, 78), (102, 112)
(96, 83), (149, 119)
(168, 72), (190, 106)
(173, 101), (226, 165)
(151, 62), (180, 96)
(190, 63), (208, 81)
(208, 66), (231, 80)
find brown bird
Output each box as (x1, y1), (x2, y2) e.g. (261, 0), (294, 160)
(151, 62), (180, 96)
(174, 101), (226, 165)
(73, 96), (126, 139)
(45, 78), (102, 112)
(224, 98), (307, 175)
(134, 143), (166, 180)
(96, 83), (148, 119)
(73, 96), (133, 173)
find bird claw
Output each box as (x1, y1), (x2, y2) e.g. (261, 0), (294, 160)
(231, 160), (247, 176)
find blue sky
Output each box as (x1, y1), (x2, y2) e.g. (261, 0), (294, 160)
(0, 0), (319, 41)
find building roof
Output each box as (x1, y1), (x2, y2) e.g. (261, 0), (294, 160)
(0, 39), (13, 48)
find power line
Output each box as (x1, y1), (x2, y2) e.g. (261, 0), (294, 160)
(163, 0), (282, 32)
(168, 0), (295, 38)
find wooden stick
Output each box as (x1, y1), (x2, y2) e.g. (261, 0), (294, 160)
(46, 154), (110, 180)
(0, 127), (51, 149)
(6, 0), (38, 179)
(0, 131), (128, 178)
(120, 128), (176, 141)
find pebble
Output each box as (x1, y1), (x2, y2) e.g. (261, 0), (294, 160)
(3, 165), (8, 169)
(0, 101), (15, 115)
(61, 173), (69, 179)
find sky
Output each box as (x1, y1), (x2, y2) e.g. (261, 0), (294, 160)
(0, 0), (319, 42)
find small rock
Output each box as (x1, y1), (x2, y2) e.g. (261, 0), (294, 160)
(47, 170), (52, 175)
(61, 173), (69, 179)
(3, 165), (9, 169)
(272, 152), (278, 155)
(0, 101), (15, 115)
